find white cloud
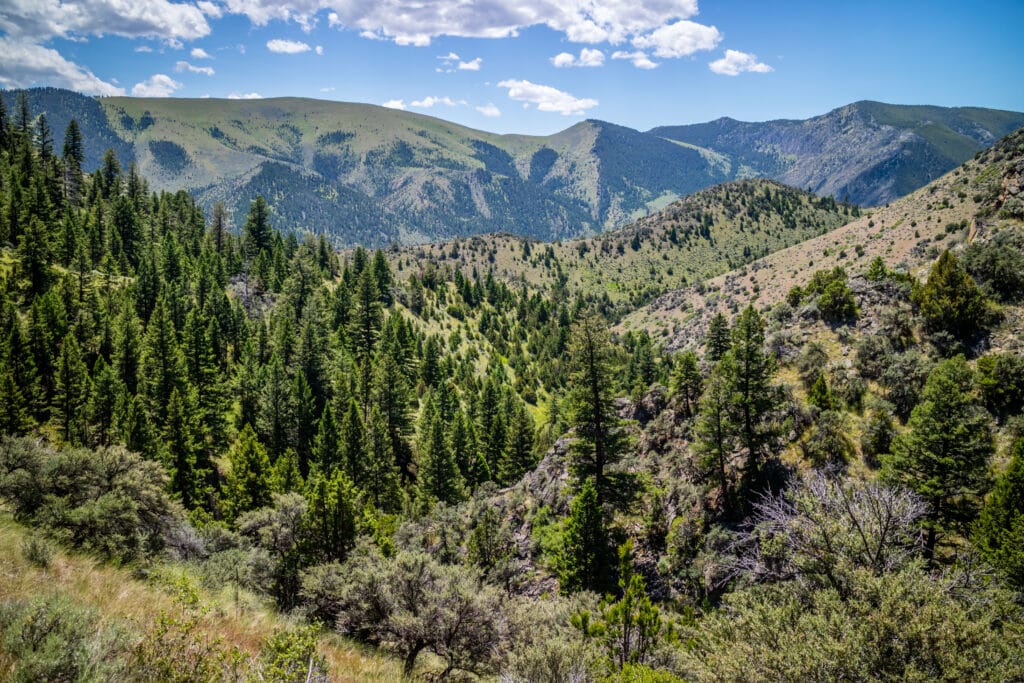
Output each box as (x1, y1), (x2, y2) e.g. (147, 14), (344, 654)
(551, 48), (604, 68)
(190, 47), (212, 58)
(196, 1), (222, 18)
(437, 51), (459, 61)
(221, 0), (716, 55)
(175, 60), (215, 75)
(476, 103), (501, 117)
(0, 36), (125, 95)
(708, 49), (773, 76)
(382, 99), (407, 110)
(320, 86), (335, 92)
(631, 19), (720, 58)
(228, 91), (263, 99)
(131, 73), (182, 96)
(315, 44), (323, 54)
(134, 45), (153, 52)
(458, 57), (482, 71)
(497, 79), (597, 116)
(0, 0), (211, 42)
(266, 38), (311, 53)
(411, 96), (464, 108)
(611, 50), (658, 69)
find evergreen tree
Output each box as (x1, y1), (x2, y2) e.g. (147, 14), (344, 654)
(312, 403), (341, 477)
(349, 267), (382, 362)
(912, 250), (993, 352)
(671, 350), (702, 417)
(19, 215), (52, 296)
(62, 119), (84, 206)
(974, 439), (1024, 589)
(567, 313), (626, 505)
(0, 365), (31, 435)
(139, 294), (184, 426)
(52, 333), (89, 444)
(418, 394), (465, 505)
(257, 353), (296, 460)
(165, 386), (203, 509)
(340, 398), (368, 488)
(87, 356), (122, 446)
(884, 356), (993, 560)
(705, 312), (731, 362)
(695, 360), (736, 517)
(477, 377), (507, 479)
(365, 404), (402, 511)
(725, 305), (779, 491)
(305, 469), (357, 563)
(244, 195), (272, 257)
(499, 399), (536, 484)
(371, 352), (413, 481)
(225, 424), (273, 520)
(271, 449), (304, 494)
(559, 477), (612, 594)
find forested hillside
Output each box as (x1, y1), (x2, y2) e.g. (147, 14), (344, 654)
(2, 90), (1024, 681)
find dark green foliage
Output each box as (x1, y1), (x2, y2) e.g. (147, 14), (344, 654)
(567, 313), (627, 505)
(560, 477), (613, 594)
(976, 352), (1024, 421)
(961, 230), (1024, 302)
(795, 267), (859, 322)
(670, 350), (702, 417)
(974, 439), (1024, 589)
(417, 394), (465, 505)
(883, 356), (993, 559)
(704, 313), (730, 362)
(912, 250), (995, 352)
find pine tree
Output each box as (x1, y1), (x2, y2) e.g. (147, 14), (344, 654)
(559, 477), (612, 594)
(19, 215), (53, 296)
(139, 294), (184, 427)
(671, 350), (702, 417)
(884, 356), (993, 560)
(451, 407), (487, 487)
(340, 398), (368, 488)
(244, 195), (272, 257)
(418, 394), (465, 505)
(567, 312), (626, 505)
(974, 439), (1024, 588)
(257, 353), (295, 460)
(87, 356), (123, 446)
(499, 398), (536, 484)
(705, 312), (731, 362)
(372, 352), (413, 481)
(225, 424), (273, 520)
(312, 403), (342, 477)
(349, 267), (382, 361)
(62, 119), (84, 206)
(0, 365), (31, 435)
(53, 333), (89, 444)
(365, 404), (402, 511)
(271, 449), (304, 493)
(912, 250), (993, 351)
(477, 377), (507, 479)
(305, 469), (357, 563)
(695, 360), (736, 517)
(725, 305), (779, 491)
(165, 386), (203, 509)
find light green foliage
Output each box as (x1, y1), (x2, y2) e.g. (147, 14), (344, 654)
(679, 564), (1024, 682)
(225, 424), (274, 521)
(912, 250), (995, 352)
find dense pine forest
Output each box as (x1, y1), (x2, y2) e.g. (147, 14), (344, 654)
(2, 89), (1024, 681)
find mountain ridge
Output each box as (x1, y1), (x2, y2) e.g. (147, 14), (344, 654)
(3, 88), (1021, 246)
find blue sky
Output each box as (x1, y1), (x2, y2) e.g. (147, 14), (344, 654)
(1, 0), (1022, 135)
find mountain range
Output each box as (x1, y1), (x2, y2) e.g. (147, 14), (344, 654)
(4, 88), (1022, 246)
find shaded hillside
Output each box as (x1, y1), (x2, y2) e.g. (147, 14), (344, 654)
(624, 126), (1024, 348)
(392, 179), (855, 314)
(653, 101), (1024, 207)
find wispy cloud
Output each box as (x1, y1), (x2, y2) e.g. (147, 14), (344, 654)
(228, 91), (263, 99)
(551, 48), (604, 68)
(266, 38), (311, 54)
(131, 73), (182, 97)
(611, 50), (658, 70)
(476, 103), (501, 117)
(497, 79), (597, 116)
(709, 49), (773, 76)
(175, 60), (214, 76)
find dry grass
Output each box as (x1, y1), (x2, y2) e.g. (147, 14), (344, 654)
(0, 514), (404, 682)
